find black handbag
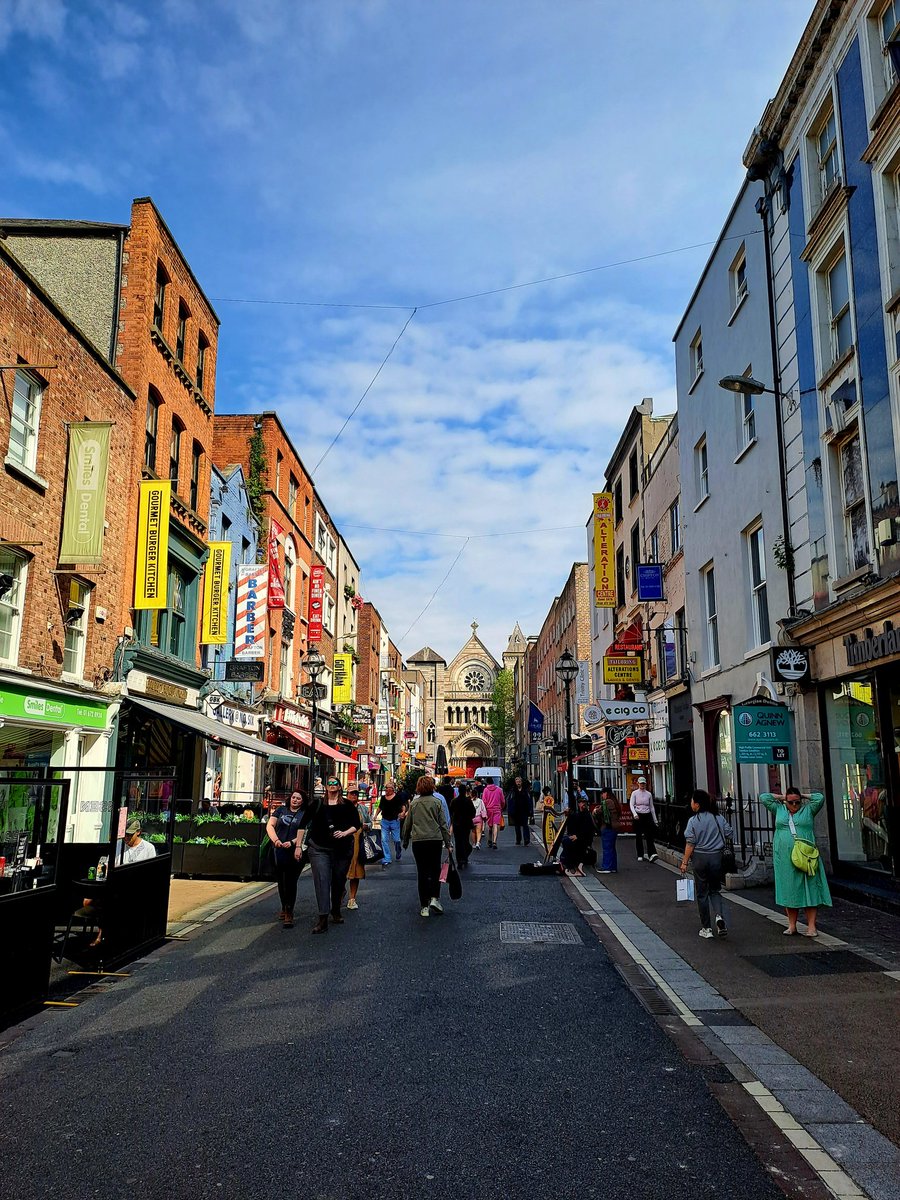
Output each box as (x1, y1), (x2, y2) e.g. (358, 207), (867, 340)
(446, 854), (462, 901)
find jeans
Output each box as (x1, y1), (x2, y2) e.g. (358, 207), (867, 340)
(275, 857), (301, 912)
(513, 820), (531, 846)
(692, 851), (726, 930)
(633, 813), (657, 858)
(307, 842), (353, 917)
(600, 827), (618, 871)
(381, 818), (401, 864)
(412, 840), (443, 906)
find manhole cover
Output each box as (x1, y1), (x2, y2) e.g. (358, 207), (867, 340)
(500, 922), (581, 945)
(743, 950), (879, 978)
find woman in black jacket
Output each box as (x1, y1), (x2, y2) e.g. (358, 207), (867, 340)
(560, 797), (596, 877)
(450, 784), (476, 868)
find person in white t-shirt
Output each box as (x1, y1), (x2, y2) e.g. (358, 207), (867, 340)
(121, 821), (157, 865)
(628, 776), (659, 862)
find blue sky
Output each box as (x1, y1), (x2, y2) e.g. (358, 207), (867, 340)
(1, 0), (813, 661)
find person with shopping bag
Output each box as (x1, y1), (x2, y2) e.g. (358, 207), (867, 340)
(680, 790), (734, 938)
(345, 784), (373, 911)
(401, 775), (453, 917)
(760, 787), (831, 936)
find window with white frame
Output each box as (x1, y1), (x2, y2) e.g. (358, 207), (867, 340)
(283, 537), (296, 611)
(695, 437), (709, 502)
(690, 328), (704, 382)
(746, 523), (770, 647)
(702, 563), (719, 669)
(650, 525), (659, 563)
(0, 549), (27, 665)
(827, 251), (853, 363)
(741, 384), (756, 448)
(315, 517), (337, 573)
(814, 104), (840, 199)
(323, 592), (335, 634)
(839, 431), (871, 572)
(669, 499), (681, 553)
(145, 391), (160, 472)
(62, 578), (91, 677)
(9, 369), (43, 471)
(279, 637), (291, 697)
(879, 0), (900, 91)
(729, 244), (748, 313)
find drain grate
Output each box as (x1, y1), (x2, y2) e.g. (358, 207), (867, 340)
(743, 950), (879, 978)
(500, 921), (581, 945)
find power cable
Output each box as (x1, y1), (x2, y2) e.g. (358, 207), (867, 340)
(312, 307), (417, 472)
(401, 538), (470, 641)
(339, 522), (584, 539)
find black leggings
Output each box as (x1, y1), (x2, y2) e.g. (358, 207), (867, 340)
(412, 840), (443, 906)
(454, 825), (472, 866)
(275, 858), (301, 912)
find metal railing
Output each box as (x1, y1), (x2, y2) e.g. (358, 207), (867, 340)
(654, 793), (776, 868)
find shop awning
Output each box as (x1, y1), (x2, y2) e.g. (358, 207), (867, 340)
(273, 722), (357, 765)
(128, 696), (309, 765)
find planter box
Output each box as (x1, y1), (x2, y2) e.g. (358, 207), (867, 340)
(180, 844), (256, 879)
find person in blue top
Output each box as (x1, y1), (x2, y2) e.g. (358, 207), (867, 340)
(680, 790), (734, 938)
(761, 787), (831, 937)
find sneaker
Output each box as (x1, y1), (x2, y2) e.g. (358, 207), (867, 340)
(420, 906), (430, 918)
(637, 856), (644, 861)
(715, 916), (727, 936)
(429, 897), (443, 913)
(699, 927), (715, 939)
(648, 854), (658, 862)
(382, 861), (390, 869)
(598, 870), (614, 874)
(347, 899), (358, 911)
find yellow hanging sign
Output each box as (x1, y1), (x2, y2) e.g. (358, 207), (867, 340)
(201, 542), (231, 644)
(592, 492), (616, 608)
(134, 480), (171, 609)
(332, 653), (354, 704)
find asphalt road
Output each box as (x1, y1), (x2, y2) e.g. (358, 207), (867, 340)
(1, 841), (785, 1200)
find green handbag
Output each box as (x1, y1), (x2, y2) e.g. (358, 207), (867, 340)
(788, 811), (819, 877)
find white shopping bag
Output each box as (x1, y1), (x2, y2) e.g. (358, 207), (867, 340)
(676, 877), (695, 902)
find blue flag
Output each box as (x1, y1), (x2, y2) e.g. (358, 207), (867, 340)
(528, 702), (545, 734)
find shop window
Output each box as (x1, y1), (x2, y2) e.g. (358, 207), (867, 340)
(153, 261), (168, 331)
(825, 677), (894, 873)
(8, 369), (43, 472)
(838, 431), (871, 573)
(169, 418), (183, 492)
(145, 391), (160, 471)
(702, 563), (719, 669)
(196, 334), (208, 393)
(746, 522), (770, 647)
(176, 300), (189, 363)
(62, 578), (91, 677)
(190, 441), (202, 511)
(0, 549), (27, 665)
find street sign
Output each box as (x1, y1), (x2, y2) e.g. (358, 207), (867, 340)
(404, 731), (417, 741)
(594, 699), (650, 722)
(637, 563), (665, 602)
(300, 682), (327, 700)
(626, 746), (649, 762)
(733, 698), (793, 764)
(375, 712), (389, 734)
(603, 654), (644, 684)
(224, 660), (264, 682)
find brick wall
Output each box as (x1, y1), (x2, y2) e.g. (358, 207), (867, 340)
(0, 247), (135, 683)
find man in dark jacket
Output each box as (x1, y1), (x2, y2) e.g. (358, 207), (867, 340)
(505, 774), (534, 846)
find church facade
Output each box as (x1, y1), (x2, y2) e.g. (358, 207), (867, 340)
(407, 622), (500, 773)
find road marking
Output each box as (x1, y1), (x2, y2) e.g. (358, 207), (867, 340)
(565, 869), (875, 1200)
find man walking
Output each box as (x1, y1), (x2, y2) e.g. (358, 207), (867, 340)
(506, 774), (533, 846)
(629, 775), (659, 862)
(378, 779), (406, 867)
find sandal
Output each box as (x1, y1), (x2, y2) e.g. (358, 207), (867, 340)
(782, 927), (798, 935)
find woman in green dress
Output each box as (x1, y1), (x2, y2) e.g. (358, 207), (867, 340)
(760, 787), (832, 937)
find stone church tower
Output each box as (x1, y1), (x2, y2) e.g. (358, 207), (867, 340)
(408, 622), (500, 772)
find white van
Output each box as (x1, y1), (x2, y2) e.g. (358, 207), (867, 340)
(473, 767), (503, 789)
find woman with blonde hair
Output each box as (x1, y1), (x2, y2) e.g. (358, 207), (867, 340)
(401, 775), (453, 917)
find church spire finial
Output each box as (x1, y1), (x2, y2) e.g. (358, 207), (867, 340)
(471, 620), (478, 634)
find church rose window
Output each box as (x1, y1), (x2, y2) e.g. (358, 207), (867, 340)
(464, 669), (488, 692)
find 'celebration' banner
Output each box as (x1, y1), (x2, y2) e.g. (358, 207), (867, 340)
(134, 480), (171, 609)
(60, 422), (112, 563)
(201, 541), (231, 644)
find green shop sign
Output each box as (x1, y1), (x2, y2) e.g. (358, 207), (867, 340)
(0, 684), (108, 729)
(733, 698), (792, 765)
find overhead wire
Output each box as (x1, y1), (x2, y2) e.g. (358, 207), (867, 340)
(401, 538), (471, 642)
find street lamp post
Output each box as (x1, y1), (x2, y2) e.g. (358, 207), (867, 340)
(555, 649), (579, 821)
(303, 647), (326, 792)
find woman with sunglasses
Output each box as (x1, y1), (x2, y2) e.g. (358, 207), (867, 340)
(297, 777), (360, 934)
(761, 786), (831, 936)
